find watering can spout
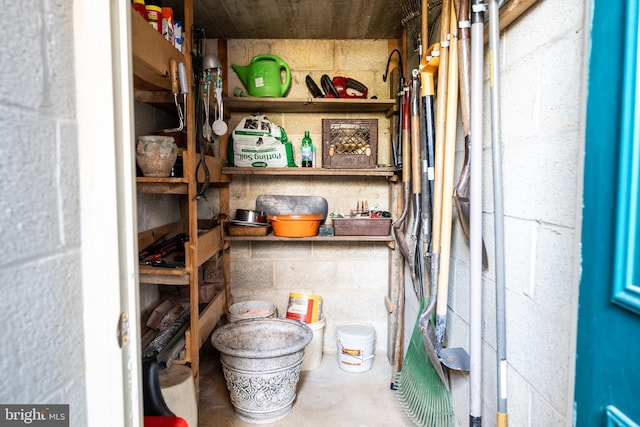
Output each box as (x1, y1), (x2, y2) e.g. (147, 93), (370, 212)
(231, 54), (292, 97)
(231, 63), (250, 89)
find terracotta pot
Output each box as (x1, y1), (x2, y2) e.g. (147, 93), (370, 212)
(136, 135), (177, 177)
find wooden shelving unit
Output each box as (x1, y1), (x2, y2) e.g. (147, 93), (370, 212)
(225, 96), (396, 116)
(222, 166), (399, 179)
(131, 2), (230, 394)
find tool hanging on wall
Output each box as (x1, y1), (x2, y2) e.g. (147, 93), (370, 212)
(470, 0), (486, 425)
(453, 0), (489, 269)
(394, 2), (455, 426)
(383, 49), (405, 168)
(488, 0), (508, 424)
(163, 59), (187, 132)
(192, 30), (210, 200)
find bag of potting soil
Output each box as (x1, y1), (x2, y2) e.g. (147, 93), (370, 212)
(228, 114), (296, 167)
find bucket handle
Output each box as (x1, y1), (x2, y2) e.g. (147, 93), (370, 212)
(338, 340), (375, 362)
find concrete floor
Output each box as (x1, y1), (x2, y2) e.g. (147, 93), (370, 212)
(197, 341), (414, 426)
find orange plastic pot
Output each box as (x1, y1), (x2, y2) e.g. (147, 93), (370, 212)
(268, 214), (323, 237)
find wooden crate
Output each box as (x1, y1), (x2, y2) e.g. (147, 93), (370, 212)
(322, 119), (377, 168)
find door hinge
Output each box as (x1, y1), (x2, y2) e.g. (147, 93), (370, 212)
(117, 312), (129, 348)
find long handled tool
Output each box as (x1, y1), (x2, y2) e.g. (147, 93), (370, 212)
(470, 0), (485, 425)
(410, 69), (424, 299)
(416, 47), (451, 389)
(394, 3), (455, 426)
(453, 0), (489, 269)
(434, 4), (470, 373)
(488, 0), (508, 425)
(430, 0), (452, 304)
(391, 84), (411, 389)
(383, 49), (405, 168)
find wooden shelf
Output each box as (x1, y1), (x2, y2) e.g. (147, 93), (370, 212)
(137, 156), (231, 194)
(225, 234), (394, 243)
(222, 166), (399, 179)
(131, 9), (184, 91)
(225, 96), (396, 116)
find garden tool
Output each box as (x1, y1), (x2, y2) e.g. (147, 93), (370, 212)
(470, 0), (486, 424)
(163, 59), (187, 133)
(390, 84), (411, 389)
(453, 0), (489, 269)
(409, 69), (424, 299)
(383, 49), (405, 168)
(431, 3), (471, 373)
(394, 4), (455, 427)
(489, 0), (508, 424)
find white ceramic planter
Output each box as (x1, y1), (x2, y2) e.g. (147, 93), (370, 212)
(211, 318), (312, 424)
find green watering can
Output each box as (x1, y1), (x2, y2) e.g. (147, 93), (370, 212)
(232, 54), (291, 97)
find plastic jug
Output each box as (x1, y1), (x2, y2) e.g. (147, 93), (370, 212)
(232, 54), (291, 97)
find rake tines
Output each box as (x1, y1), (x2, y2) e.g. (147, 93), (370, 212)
(395, 301), (454, 427)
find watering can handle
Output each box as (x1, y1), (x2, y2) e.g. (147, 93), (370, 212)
(251, 54), (292, 97)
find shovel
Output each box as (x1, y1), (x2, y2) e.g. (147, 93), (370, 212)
(417, 49), (450, 390)
(434, 4), (471, 372)
(453, 0), (489, 269)
(409, 70), (424, 299)
(390, 84), (411, 388)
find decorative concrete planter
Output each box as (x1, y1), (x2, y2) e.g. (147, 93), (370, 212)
(211, 318), (312, 424)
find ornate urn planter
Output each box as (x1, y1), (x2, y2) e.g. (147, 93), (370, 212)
(211, 318), (312, 424)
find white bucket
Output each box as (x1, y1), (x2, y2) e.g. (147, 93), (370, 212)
(301, 317), (325, 371)
(228, 300), (277, 322)
(336, 322), (376, 373)
(159, 364), (198, 427)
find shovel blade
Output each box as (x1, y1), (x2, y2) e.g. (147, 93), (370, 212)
(439, 346), (470, 372)
(418, 301), (450, 390)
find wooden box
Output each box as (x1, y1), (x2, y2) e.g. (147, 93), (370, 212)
(322, 119), (378, 168)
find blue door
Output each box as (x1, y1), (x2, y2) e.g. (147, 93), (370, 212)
(575, 1), (640, 425)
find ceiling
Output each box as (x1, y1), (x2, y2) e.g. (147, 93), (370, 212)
(161, 1), (533, 42)
(170, 0), (419, 40)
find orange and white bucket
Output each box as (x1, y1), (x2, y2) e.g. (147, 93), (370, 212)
(336, 322), (376, 373)
(285, 292), (322, 324)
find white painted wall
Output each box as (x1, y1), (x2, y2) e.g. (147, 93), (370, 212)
(0, 1), (88, 425)
(441, 0), (587, 425)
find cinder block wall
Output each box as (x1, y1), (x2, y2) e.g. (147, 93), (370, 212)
(225, 39), (395, 355)
(443, 0), (587, 425)
(0, 3), (88, 425)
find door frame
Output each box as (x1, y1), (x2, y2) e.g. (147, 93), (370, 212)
(74, 1), (141, 425)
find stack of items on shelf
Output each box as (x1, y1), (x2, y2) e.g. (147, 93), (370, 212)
(142, 299), (189, 367)
(131, 0), (183, 52)
(328, 201), (393, 236)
